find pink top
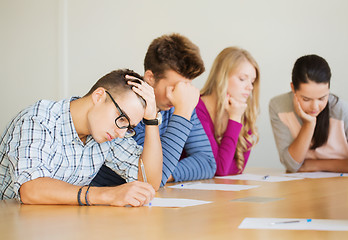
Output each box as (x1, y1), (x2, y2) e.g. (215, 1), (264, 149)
(196, 98), (251, 176)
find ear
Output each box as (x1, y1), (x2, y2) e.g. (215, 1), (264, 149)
(91, 87), (106, 105)
(290, 82), (295, 93)
(144, 70), (155, 87)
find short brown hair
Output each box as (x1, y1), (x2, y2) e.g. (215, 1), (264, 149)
(144, 33), (205, 80)
(85, 69), (145, 107)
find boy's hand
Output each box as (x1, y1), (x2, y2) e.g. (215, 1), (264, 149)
(127, 75), (157, 120)
(167, 81), (199, 120)
(104, 181), (155, 207)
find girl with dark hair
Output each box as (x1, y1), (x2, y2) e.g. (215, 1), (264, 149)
(269, 54), (348, 173)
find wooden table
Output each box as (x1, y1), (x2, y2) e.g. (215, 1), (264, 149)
(1, 168), (347, 240)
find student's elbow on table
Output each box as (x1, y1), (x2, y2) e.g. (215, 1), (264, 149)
(208, 156), (217, 177)
(215, 168), (229, 177)
(280, 150), (301, 173)
(19, 181), (39, 204)
(203, 162), (216, 179)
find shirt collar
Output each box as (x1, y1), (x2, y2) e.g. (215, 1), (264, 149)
(61, 96), (84, 145)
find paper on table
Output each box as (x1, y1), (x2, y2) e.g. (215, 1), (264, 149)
(144, 197), (212, 208)
(168, 182), (259, 191)
(239, 218), (348, 231)
(216, 173), (303, 182)
(283, 172), (348, 179)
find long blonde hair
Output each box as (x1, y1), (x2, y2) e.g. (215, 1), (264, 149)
(201, 47), (260, 171)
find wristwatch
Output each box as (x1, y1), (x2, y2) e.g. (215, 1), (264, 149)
(143, 112), (162, 126)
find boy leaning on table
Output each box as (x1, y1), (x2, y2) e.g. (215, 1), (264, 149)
(0, 69), (162, 207)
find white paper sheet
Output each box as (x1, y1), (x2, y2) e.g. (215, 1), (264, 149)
(168, 182), (259, 191)
(216, 173), (303, 182)
(283, 172), (348, 179)
(239, 218), (348, 231)
(144, 197), (212, 207)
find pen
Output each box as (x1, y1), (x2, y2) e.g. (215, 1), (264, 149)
(263, 175), (270, 180)
(139, 159), (153, 207)
(270, 219), (311, 224)
(140, 159), (147, 183)
(270, 220), (300, 224)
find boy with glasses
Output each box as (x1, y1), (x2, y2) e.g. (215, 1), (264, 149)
(0, 69), (162, 207)
(93, 33), (216, 187)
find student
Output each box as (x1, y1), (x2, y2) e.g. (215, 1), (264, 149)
(196, 47), (260, 176)
(269, 54), (348, 173)
(0, 69), (162, 207)
(92, 33), (216, 187)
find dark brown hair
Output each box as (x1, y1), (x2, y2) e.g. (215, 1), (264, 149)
(292, 54), (337, 149)
(144, 33), (205, 80)
(85, 69), (145, 107)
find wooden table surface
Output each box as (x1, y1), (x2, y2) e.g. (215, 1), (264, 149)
(1, 167), (347, 240)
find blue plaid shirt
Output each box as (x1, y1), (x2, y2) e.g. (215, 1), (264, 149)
(0, 97), (142, 200)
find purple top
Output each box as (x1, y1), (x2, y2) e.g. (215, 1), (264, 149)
(196, 97), (251, 176)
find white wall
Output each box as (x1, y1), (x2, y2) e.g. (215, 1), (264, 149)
(1, 0), (59, 128)
(2, 0), (348, 169)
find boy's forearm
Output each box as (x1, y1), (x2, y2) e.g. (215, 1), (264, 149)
(20, 177), (83, 205)
(19, 177), (155, 206)
(140, 125), (162, 190)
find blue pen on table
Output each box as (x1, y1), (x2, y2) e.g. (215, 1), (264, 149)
(271, 219), (312, 225)
(263, 175), (270, 180)
(179, 182), (196, 187)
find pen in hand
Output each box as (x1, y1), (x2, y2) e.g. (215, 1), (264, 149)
(140, 159), (153, 207)
(140, 159), (147, 183)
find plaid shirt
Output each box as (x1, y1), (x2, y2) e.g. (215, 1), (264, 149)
(0, 97), (142, 200)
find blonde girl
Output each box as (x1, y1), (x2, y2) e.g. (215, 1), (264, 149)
(197, 47), (260, 175)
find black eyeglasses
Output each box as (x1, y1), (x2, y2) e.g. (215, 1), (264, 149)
(105, 91), (135, 137)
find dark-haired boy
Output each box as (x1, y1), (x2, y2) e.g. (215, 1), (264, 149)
(0, 69), (162, 206)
